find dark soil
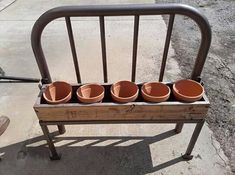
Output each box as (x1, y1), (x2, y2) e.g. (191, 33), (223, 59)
(156, 0), (235, 172)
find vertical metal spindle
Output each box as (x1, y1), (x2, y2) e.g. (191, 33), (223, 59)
(65, 17), (81, 83)
(182, 120), (205, 160)
(40, 124), (60, 160)
(159, 14), (175, 82)
(99, 16), (108, 83)
(57, 124), (66, 134)
(131, 15), (140, 82)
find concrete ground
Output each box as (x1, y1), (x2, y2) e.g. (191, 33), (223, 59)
(0, 0), (232, 174)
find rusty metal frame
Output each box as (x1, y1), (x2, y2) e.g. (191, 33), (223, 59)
(0, 75), (39, 82)
(31, 4), (211, 160)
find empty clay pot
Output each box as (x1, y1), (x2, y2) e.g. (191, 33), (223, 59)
(111, 80), (139, 103)
(43, 81), (72, 104)
(141, 82), (170, 102)
(173, 79), (204, 102)
(76, 84), (105, 103)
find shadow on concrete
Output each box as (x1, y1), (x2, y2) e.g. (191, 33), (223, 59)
(0, 129), (186, 175)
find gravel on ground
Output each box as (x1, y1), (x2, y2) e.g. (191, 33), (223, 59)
(156, 0), (235, 172)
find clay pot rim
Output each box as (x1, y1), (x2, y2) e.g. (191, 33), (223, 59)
(43, 81), (72, 104)
(111, 80), (139, 100)
(173, 79), (204, 99)
(76, 83), (105, 100)
(141, 82), (171, 99)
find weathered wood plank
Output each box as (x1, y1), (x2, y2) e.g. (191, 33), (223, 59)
(34, 102), (209, 121)
(34, 83), (210, 121)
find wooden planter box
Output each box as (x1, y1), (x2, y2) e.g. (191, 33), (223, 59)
(34, 83), (210, 122)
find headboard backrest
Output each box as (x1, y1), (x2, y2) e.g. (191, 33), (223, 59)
(31, 4), (211, 84)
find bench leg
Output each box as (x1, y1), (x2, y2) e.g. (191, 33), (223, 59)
(40, 123), (61, 160)
(175, 122), (184, 133)
(182, 120), (205, 160)
(57, 124), (66, 134)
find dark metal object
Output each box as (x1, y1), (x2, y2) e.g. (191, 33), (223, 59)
(39, 119), (204, 125)
(57, 124), (66, 134)
(159, 14), (175, 82)
(174, 122), (184, 133)
(99, 16), (108, 83)
(40, 124), (61, 160)
(0, 75), (40, 83)
(31, 4), (211, 160)
(65, 17), (81, 83)
(182, 120), (205, 160)
(131, 15), (139, 82)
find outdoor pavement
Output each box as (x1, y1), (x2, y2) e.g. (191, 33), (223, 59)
(0, 0), (232, 174)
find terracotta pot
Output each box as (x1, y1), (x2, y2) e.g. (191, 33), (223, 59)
(141, 82), (170, 102)
(76, 84), (105, 103)
(173, 79), (204, 102)
(43, 81), (72, 104)
(111, 80), (139, 103)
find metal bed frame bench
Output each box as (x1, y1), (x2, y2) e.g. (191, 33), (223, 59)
(32, 4), (211, 160)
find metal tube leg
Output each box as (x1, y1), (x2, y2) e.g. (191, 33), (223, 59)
(40, 124), (61, 160)
(175, 122), (184, 133)
(182, 120), (205, 160)
(57, 124), (66, 134)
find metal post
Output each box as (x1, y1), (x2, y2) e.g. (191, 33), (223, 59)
(65, 17), (81, 83)
(182, 120), (205, 160)
(0, 76), (40, 82)
(131, 15), (139, 82)
(175, 122), (184, 133)
(99, 16), (108, 83)
(58, 124), (66, 134)
(159, 14), (175, 82)
(40, 123), (61, 160)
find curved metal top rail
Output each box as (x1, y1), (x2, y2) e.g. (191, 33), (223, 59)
(31, 4), (211, 84)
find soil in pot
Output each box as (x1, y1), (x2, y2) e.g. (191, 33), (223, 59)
(141, 82), (170, 102)
(111, 80), (139, 103)
(77, 84), (104, 104)
(43, 81), (72, 104)
(173, 79), (204, 102)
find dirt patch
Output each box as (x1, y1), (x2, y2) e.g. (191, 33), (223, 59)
(156, 0), (235, 172)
